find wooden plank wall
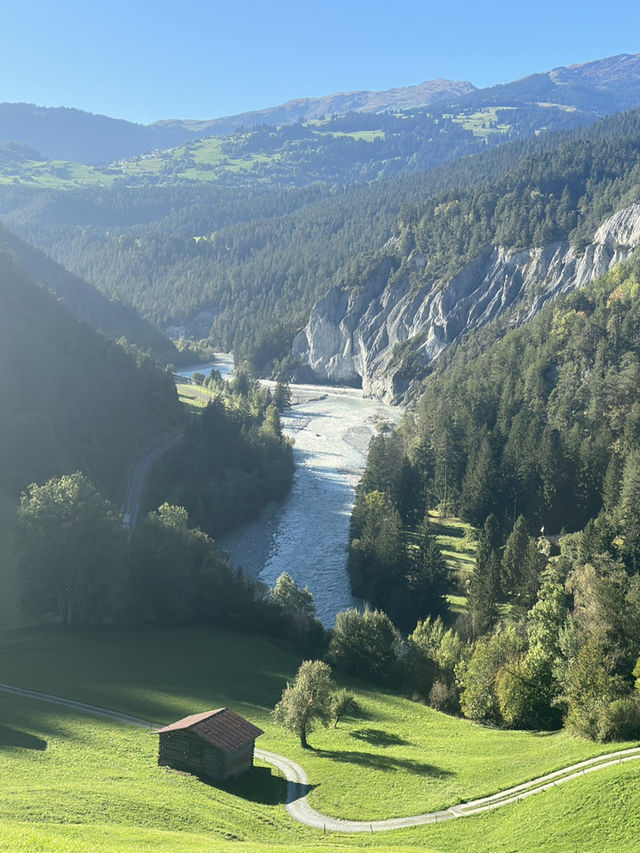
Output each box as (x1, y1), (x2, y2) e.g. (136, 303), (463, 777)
(158, 732), (255, 779)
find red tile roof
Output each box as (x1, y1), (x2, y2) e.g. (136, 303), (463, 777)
(155, 708), (263, 753)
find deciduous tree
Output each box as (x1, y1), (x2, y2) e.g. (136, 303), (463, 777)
(273, 660), (334, 748)
(17, 471), (126, 625)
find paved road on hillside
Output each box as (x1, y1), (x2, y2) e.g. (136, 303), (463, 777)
(121, 434), (183, 530)
(1, 681), (639, 833)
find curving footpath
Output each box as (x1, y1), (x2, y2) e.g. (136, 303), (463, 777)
(257, 745), (640, 832)
(1, 682), (639, 833)
(121, 433), (183, 530)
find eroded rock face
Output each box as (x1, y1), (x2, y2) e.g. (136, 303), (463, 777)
(292, 203), (640, 400)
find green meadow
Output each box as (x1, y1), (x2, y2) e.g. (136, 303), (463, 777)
(0, 625), (639, 851)
(450, 107), (514, 138)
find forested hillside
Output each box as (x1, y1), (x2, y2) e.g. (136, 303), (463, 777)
(0, 221), (182, 362)
(0, 56), (636, 377)
(348, 252), (640, 738)
(0, 78), (476, 164)
(292, 109), (640, 397)
(3, 112), (637, 371)
(0, 252), (182, 498)
(0, 251), (300, 637)
(386, 249), (640, 535)
(146, 372), (294, 537)
(390, 109), (640, 282)
(0, 139), (547, 360)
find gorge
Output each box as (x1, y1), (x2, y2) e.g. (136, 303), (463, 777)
(293, 202), (640, 400)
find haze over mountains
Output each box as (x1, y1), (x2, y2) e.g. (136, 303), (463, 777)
(0, 53), (639, 165)
(1, 50), (640, 390)
(152, 78), (477, 138)
(0, 79), (475, 164)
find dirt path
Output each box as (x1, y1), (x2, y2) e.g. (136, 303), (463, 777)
(121, 433), (182, 530)
(257, 746), (640, 831)
(1, 681), (639, 833)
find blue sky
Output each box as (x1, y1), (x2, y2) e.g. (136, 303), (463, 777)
(3, 0), (639, 124)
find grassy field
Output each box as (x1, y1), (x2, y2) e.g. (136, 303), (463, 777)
(0, 158), (118, 188)
(428, 512), (476, 580)
(176, 381), (216, 410)
(0, 625), (639, 851)
(450, 107), (514, 138)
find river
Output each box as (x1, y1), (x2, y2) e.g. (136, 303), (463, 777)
(176, 353), (234, 381)
(178, 359), (402, 627)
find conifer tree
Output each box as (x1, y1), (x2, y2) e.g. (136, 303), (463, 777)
(406, 516), (449, 620)
(620, 450), (640, 570)
(460, 433), (497, 526)
(468, 514), (502, 637)
(501, 515), (531, 599)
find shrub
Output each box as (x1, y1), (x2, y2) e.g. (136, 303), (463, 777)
(429, 679), (457, 713)
(599, 697), (640, 742)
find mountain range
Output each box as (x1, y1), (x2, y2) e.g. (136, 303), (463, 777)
(0, 53), (638, 166)
(2, 52), (640, 399)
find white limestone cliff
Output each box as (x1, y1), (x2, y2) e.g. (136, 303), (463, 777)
(292, 203), (640, 400)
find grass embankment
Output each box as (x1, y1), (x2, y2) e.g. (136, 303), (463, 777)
(0, 626), (639, 851)
(176, 381), (216, 411)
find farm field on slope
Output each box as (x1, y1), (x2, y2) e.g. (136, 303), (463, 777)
(2, 721), (639, 853)
(0, 625), (638, 851)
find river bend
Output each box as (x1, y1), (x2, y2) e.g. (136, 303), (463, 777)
(221, 382), (401, 626)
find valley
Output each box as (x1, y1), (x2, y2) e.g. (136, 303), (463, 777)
(3, 42), (640, 853)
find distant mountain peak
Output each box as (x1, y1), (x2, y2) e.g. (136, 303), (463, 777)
(152, 78), (477, 134)
(1, 52), (640, 165)
(549, 52), (640, 86)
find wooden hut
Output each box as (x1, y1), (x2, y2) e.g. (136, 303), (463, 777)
(155, 708), (264, 780)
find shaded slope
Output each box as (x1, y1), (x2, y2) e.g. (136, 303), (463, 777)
(0, 252), (182, 497)
(0, 221), (180, 362)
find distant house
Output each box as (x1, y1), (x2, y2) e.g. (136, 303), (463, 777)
(155, 708), (264, 780)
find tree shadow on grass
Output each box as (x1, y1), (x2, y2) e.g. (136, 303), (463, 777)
(349, 728), (410, 747)
(316, 748), (452, 777)
(429, 521), (464, 538)
(212, 765), (290, 805)
(0, 725), (47, 751)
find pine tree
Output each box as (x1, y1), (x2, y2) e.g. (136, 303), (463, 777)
(515, 537), (544, 610)
(619, 450), (640, 570)
(406, 517), (449, 619)
(501, 515), (531, 600)
(468, 514), (502, 637)
(460, 433), (497, 526)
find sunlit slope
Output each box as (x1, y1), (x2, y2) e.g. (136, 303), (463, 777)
(0, 625), (638, 851)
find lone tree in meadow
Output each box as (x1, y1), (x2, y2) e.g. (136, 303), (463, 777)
(273, 660), (334, 748)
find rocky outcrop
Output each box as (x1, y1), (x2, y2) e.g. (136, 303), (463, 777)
(292, 203), (640, 401)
